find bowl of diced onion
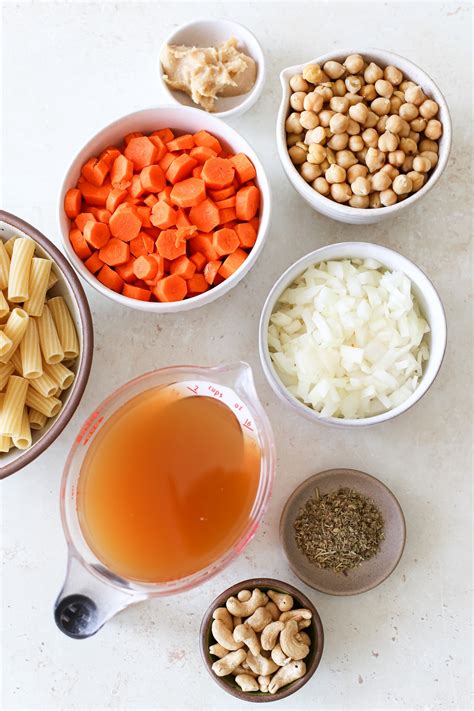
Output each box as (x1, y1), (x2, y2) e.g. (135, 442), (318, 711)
(259, 242), (446, 426)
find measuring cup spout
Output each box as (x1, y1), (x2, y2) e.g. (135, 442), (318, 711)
(216, 361), (258, 400)
(54, 554), (144, 639)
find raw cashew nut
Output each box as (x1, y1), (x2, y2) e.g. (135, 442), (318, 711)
(265, 601), (280, 621)
(280, 619), (310, 661)
(235, 674), (259, 692)
(212, 607), (233, 630)
(232, 616), (242, 628)
(279, 609), (313, 623)
(226, 589), (268, 617)
(209, 643), (228, 658)
(246, 606), (273, 632)
(237, 590), (252, 602)
(258, 675), (271, 693)
(246, 651), (279, 676)
(296, 631), (311, 646)
(211, 620), (243, 651)
(267, 590), (294, 612)
(271, 642), (292, 667)
(260, 621), (285, 651)
(211, 649), (246, 677)
(232, 665), (257, 678)
(269, 660), (307, 694)
(233, 623), (260, 657)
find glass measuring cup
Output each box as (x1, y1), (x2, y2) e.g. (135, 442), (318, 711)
(54, 362), (275, 638)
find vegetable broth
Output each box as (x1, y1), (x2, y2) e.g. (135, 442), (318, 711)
(77, 387), (261, 583)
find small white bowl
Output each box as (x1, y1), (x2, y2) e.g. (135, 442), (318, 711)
(58, 105), (271, 312)
(259, 242), (447, 428)
(277, 48), (452, 225)
(157, 18), (265, 119)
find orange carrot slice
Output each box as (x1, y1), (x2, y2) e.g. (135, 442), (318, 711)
(153, 274), (187, 302)
(218, 248), (247, 278)
(193, 130), (222, 155)
(189, 199), (220, 233)
(122, 283), (151, 301)
(140, 165), (166, 193)
(166, 154), (197, 184)
(170, 178), (206, 208)
(151, 201), (177, 229)
(212, 228), (239, 256)
(111, 155), (133, 190)
(204, 260), (222, 285)
(201, 157), (234, 189)
(84, 220), (110, 249)
(99, 238), (130, 266)
(229, 153), (257, 183)
(124, 136), (158, 170)
(109, 207), (142, 242)
(235, 222), (257, 248)
(97, 264), (123, 293)
(64, 188), (82, 218)
(155, 230), (187, 260)
(235, 185), (260, 220)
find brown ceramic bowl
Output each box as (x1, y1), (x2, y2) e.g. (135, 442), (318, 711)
(0, 210), (93, 480)
(200, 577), (324, 703)
(280, 469), (406, 595)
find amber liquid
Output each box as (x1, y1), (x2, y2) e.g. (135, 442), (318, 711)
(77, 387), (261, 583)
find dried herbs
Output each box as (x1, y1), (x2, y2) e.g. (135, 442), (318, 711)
(294, 487), (385, 573)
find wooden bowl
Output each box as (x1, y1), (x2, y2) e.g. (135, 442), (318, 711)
(199, 577), (324, 703)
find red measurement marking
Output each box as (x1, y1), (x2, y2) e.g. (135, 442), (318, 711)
(82, 416), (104, 446)
(76, 411), (100, 443)
(234, 402), (243, 411)
(242, 419), (253, 431)
(208, 385), (223, 398)
(186, 385), (199, 395)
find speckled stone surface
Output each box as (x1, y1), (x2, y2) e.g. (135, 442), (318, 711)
(1, 2), (472, 709)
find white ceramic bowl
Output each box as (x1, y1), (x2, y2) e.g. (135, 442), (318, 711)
(58, 106), (271, 312)
(259, 242), (447, 427)
(157, 18), (265, 119)
(277, 48), (452, 225)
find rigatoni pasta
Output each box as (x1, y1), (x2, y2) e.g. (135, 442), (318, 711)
(0, 308), (29, 363)
(37, 304), (64, 365)
(0, 375), (29, 437)
(0, 242), (11, 290)
(0, 291), (9, 319)
(12, 408), (32, 450)
(23, 258), (52, 317)
(28, 408), (47, 431)
(48, 297), (79, 359)
(20, 319), (42, 379)
(8, 238), (35, 303)
(0, 332), (13, 359)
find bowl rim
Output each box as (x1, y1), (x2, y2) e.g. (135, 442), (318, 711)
(0, 209), (93, 480)
(276, 46), (453, 218)
(199, 577), (324, 702)
(258, 241), (447, 427)
(58, 104), (271, 313)
(157, 17), (266, 119)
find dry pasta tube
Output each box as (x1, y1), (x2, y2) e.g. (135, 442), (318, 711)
(4, 236), (17, 258)
(25, 387), (62, 418)
(28, 408), (47, 431)
(0, 362), (14, 390)
(0, 291), (9, 319)
(8, 238), (35, 303)
(0, 375), (28, 437)
(29, 371), (58, 399)
(0, 308), (29, 363)
(36, 304), (64, 365)
(44, 361), (75, 390)
(0, 331), (13, 359)
(0, 241), (10, 291)
(23, 258), (52, 317)
(48, 297), (79, 359)
(20, 319), (42, 379)
(0, 394), (11, 451)
(12, 407), (32, 450)
(47, 270), (59, 291)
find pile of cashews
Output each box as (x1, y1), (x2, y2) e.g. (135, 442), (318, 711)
(209, 587), (312, 694)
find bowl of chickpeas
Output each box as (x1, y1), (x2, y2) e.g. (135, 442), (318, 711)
(277, 48), (451, 224)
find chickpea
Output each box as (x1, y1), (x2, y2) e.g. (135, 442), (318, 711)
(345, 92), (364, 106)
(300, 161), (322, 182)
(410, 117), (427, 132)
(333, 79), (347, 97)
(312, 176), (330, 195)
(307, 126), (327, 145)
(371, 97), (391, 116)
(345, 75), (363, 94)
(380, 188), (397, 206)
(347, 163), (368, 182)
(419, 138), (439, 153)
(330, 183), (352, 203)
(420, 150), (438, 167)
(388, 149), (405, 166)
(364, 62), (383, 84)
(399, 103), (419, 121)
(324, 60), (345, 79)
(315, 85), (333, 101)
(349, 135), (364, 152)
(413, 155), (432, 173)
(286, 132), (304, 147)
(285, 112), (303, 133)
(346, 118), (361, 135)
(365, 147), (386, 172)
(378, 131), (399, 152)
(303, 94), (322, 115)
(349, 194), (370, 208)
(407, 170), (425, 191)
(319, 109), (335, 127)
(361, 127), (379, 147)
(349, 102), (369, 124)
(402, 155), (414, 173)
(384, 65), (403, 85)
(398, 119), (411, 138)
(351, 176), (371, 196)
(399, 137), (418, 155)
(408, 130), (420, 143)
(393, 89), (405, 100)
(419, 99), (439, 119)
(329, 112), (349, 134)
(325, 164), (346, 184)
(328, 132), (349, 150)
(308, 143), (327, 164)
(289, 74), (309, 92)
(288, 145), (307, 165)
(390, 95), (403, 113)
(303, 63), (326, 84)
(360, 84), (377, 101)
(326, 147), (337, 164)
(290, 92), (306, 111)
(385, 114), (404, 134)
(400, 80), (416, 92)
(376, 115), (388, 133)
(320, 159), (331, 171)
(344, 54), (365, 74)
(425, 119), (442, 140)
(330, 96), (349, 113)
(364, 111), (379, 128)
(392, 174), (413, 195)
(336, 149), (358, 169)
(375, 79), (394, 98)
(404, 85), (425, 106)
(369, 191), (382, 208)
(356, 147), (368, 162)
(370, 170), (392, 191)
(300, 110), (320, 130)
(381, 164), (399, 180)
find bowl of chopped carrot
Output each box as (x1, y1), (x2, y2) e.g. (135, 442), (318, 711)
(59, 106), (270, 311)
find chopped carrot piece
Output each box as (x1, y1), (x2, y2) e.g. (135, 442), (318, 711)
(193, 130), (222, 155)
(166, 154), (197, 184)
(152, 128), (174, 143)
(133, 255), (158, 281)
(170, 255), (196, 280)
(111, 155), (133, 190)
(125, 195), (140, 205)
(204, 260), (221, 285)
(109, 207), (142, 242)
(229, 153), (257, 184)
(76, 212), (96, 232)
(122, 283), (151, 301)
(153, 274), (187, 302)
(176, 208), (192, 229)
(115, 258), (137, 283)
(144, 254), (165, 285)
(124, 131), (144, 145)
(144, 194), (158, 207)
(190, 252), (206, 272)
(235, 222), (257, 248)
(148, 134), (167, 160)
(187, 273), (209, 294)
(80, 181), (110, 207)
(214, 272), (225, 286)
(212, 228), (239, 256)
(192, 165), (203, 179)
(81, 157), (109, 187)
(129, 174), (146, 199)
(151, 201), (177, 229)
(190, 145), (217, 164)
(84, 251), (104, 274)
(158, 186), (173, 205)
(124, 136), (158, 170)
(214, 196), (236, 209)
(140, 164), (166, 193)
(106, 187), (128, 213)
(89, 207), (111, 223)
(250, 216), (260, 231)
(236, 185), (260, 220)
(188, 233), (218, 262)
(97, 264), (123, 293)
(129, 235), (147, 258)
(99, 238), (130, 266)
(170, 178), (206, 208)
(142, 226), (160, 240)
(100, 146), (121, 167)
(155, 229), (187, 260)
(136, 206), (152, 228)
(218, 207), (237, 224)
(218, 248), (247, 278)
(167, 134), (195, 151)
(208, 186), (235, 201)
(70, 228), (92, 260)
(158, 152), (177, 172)
(84, 220), (110, 249)
(141, 232), (155, 253)
(189, 199), (220, 232)
(222, 220), (237, 229)
(201, 157), (234, 189)
(64, 188), (82, 218)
